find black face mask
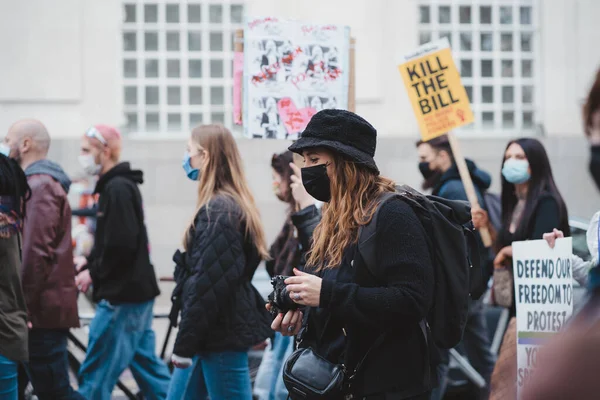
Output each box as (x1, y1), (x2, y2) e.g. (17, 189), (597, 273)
(418, 161), (435, 179)
(301, 164), (331, 203)
(590, 145), (600, 192)
(418, 161), (442, 191)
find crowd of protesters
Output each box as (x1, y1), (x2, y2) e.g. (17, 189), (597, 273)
(0, 68), (599, 400)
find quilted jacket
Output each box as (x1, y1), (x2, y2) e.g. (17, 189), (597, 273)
(172, 194), (272, 357)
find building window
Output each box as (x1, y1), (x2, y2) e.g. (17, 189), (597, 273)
(122, 1), (245, 134)
(418, 0), (538, 134)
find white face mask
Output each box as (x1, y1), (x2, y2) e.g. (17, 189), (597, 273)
(78, 154), (102, 176)
(0, 143), (11, 158)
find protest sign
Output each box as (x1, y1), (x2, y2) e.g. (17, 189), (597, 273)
(512, 238), (574, 398)
(398, 38), (474, 142)
(243, 17), (350, 139)
(398, 38), (490, 245)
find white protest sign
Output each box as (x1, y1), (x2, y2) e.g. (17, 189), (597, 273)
(512, 238), (573, 398)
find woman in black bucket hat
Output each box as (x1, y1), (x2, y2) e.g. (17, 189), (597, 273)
(270, 109), (436, 399)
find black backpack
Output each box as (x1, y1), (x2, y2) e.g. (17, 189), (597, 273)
(357, 185), (478, 350)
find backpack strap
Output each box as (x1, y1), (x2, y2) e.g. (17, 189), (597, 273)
(357, 189), (434, 389)
(357, 191), (401, 276)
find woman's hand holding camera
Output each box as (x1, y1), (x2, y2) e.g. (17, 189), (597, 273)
(268, 305), (303, 337)
(267, 268), (323, 336)
(285, 268), (322, 307)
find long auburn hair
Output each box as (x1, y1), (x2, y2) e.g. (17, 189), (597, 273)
(500, 138), (570, 241)
(584, 68), (600, 136)
(307, 154), (396, 270)
(183, 124), (269, 259)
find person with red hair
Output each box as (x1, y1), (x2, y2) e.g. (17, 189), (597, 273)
(74, 125), (170, 400)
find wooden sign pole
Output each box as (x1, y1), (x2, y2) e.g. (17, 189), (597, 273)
(348, 37), (356, 112)
(447, 133), (493, 247)
(234, 29), (244, 52)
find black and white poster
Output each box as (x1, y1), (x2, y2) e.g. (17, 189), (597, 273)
(243, 17), (350, 139)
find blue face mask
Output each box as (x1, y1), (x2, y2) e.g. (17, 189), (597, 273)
(182, 152), (200, 181)
(502, 158), (531, 184)
(0, 143), (11, 158)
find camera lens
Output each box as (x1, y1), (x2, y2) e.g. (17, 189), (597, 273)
(279, 286), (298, 311)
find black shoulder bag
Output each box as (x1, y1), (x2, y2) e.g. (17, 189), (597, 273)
(282, 325), (385, 400)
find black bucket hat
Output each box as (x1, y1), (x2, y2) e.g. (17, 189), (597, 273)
(288, 109), (379, 174)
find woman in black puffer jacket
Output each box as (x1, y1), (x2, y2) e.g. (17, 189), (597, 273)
(167, 124), (272, 400)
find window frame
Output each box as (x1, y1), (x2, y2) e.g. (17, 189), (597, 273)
(121, 0), (244, 136)
(417, 0), (540, 137)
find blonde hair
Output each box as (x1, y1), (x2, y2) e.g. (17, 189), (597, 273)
(183, 124), (269, 259)
(307, 155), (396, 270)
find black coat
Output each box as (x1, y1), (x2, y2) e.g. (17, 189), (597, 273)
(172, 194), (272, 357)
(86, 162), (160, 304)
(300, 198), (435, 398)
(265, 204), (322, 277)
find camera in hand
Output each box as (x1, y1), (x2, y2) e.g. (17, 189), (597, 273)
(268, 275), (299, 316)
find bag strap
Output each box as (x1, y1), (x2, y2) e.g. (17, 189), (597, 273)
(346, 332), (386, 380)
(357, 191), (401, 276)
(17, 231), (22, 263)
(355, 189), (433, 386)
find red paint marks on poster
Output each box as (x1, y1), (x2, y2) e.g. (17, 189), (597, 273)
(277, 97), (317, 135)
(249, 17), (279, 29)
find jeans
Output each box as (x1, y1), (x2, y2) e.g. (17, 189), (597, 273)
(253, 333), (293, 400)
(0, 353), (17, 400)
(166, 356), (205, 400)
(78, 300), (170, 400)
(166, 351), (252, 400)
(19, 329), (84, 400)
(430, 299), (496, 400)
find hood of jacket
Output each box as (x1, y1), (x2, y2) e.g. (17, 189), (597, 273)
(25, 159), (72, 194)
(94, 162), (143, 194)
(435, 159), (492, 193)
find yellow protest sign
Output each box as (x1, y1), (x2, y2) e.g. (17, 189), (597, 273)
(398, 38), (474, 141)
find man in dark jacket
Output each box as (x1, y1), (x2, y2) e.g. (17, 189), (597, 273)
(74, 125), (170, 400)
(417, 135), (496, 400)
(3, 119), (83, 399)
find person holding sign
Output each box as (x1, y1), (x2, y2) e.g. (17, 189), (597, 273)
(471, 138), (570, 400)
(417, 135), (494, 299)
(472, 137), (570, 315)
(416, 136), (495, 400)
(271, 110), (435, 399)
(520, 68), (600, 399)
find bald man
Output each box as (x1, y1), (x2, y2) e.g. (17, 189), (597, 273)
(2, 120), (83, 399)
